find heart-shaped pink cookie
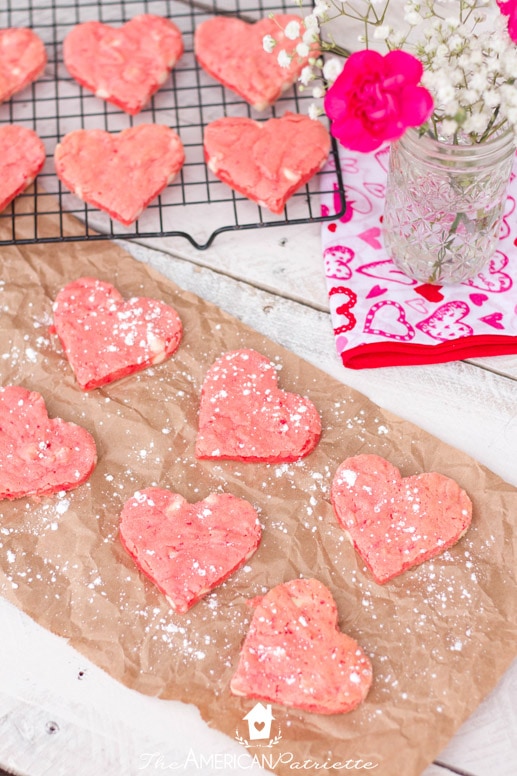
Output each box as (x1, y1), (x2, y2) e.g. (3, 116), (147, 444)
(204, 113), (330, 214)
(0, 125), (46, 212)
(0, 28), (47, 103)
(51, 277), (183, 390)
(331, 454), (472, 584)
(119, 488), (261, 612)
(54, 124), (185, 225)
(63, 15), (183, 114)
(230, 578), (372, 714)
(0, 386), (97, 500)
(195, 14), (317, 110)
(195, 348), (321, 462)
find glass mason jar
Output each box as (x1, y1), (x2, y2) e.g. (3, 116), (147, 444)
(382, 126), (516, 285)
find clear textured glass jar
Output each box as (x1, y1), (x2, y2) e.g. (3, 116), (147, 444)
(382, 126), (516, 285)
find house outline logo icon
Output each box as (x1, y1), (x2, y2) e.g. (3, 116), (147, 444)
(235, 702), (282, 748)
(244, 703), (275, 740)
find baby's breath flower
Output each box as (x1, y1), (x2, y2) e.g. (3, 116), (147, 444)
(308, 103), (323, 120)
(405, 11), (423, 25)
(312, 85), (325, 99)
(299, 65), (315, 86)
(440, 119), (459, 136)
(263, 34), (276, 53)
(373, 25), (392, 40)
(322, 57), (344, 83)
(277, 49), (292, 68)
(296, 42), (310, 58)
(303, 29), (318, 45)
(284, 20), (301, 40)
(303, 14), (320, 33)
(313, 0), (331, 18)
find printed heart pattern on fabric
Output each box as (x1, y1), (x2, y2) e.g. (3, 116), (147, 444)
(0, 386), (97, 500)
(54, 124), (185, 225)
(323, 245), (354, 280)
(366, 284), (387, 299)
(203, 113), (330, 214)
(52, 277), (183, 390)
(194, 15), (317, 110)
(416, 301), (473, 341)
(331, 454), (472, 584)
(0, 27), (47, 103)
(364, 300), (415, 341)
(414, 283), (444, 303)
(357, 259), (416, 285)
(0, 125), (46, 212)
(195, 349), (321, 462)
(469, 293), (488, 306)
(464, 251), (513, 293)
(63, 15), (184, 114)
(230, 578), (373, 714)
(479, 312), (505, 329)
(405, 298), (430, 315)
(339, 185), (373, 224)
(120, 489), (261, 613)
(358, 226), (382, 249)
(329, 286), (357, 334)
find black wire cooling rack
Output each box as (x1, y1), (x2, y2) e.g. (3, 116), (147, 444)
(0, 0), (345, 249)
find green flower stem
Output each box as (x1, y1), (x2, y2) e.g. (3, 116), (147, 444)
(428, 211), (465, 283)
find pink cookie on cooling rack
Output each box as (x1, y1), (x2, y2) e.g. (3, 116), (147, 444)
(63, 14), (184, 114)
(0, 125), (46, 212)
(54, 124), (185, 225)
(0, 27), (47, 103)
(204, 113), (331, 214)
(195, 14), (318, 110)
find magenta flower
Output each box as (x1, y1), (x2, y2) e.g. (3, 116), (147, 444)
(323, 49), (434, 153)
(497, 0), (517, 42)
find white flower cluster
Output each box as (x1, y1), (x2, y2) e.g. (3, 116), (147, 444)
(391, 0), (517, 142)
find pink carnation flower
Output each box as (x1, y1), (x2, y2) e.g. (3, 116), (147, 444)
(497, 0), (517, 42)
(323, 49), (434, 152)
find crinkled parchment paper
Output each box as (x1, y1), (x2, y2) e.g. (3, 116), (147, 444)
(1, 200), (516, 776)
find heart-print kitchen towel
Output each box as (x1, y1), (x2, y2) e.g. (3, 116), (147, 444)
(320, 142), (517, 368)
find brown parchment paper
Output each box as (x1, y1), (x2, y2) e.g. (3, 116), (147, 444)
(1, 200), (517, 776)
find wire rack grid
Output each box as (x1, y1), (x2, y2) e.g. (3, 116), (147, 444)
(0, 0), (345, 249)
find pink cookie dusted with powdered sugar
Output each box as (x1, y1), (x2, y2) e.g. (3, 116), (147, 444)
(231, 578), (373, 714)
(331, 454), (473, 584)
(51, 277), (183, 390)
(195, 348), (321, 462)
(119, 488), (262, 613)
(0, 386), (97, 500)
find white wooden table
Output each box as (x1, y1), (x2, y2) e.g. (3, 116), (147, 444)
(1, 2), (516, 775)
